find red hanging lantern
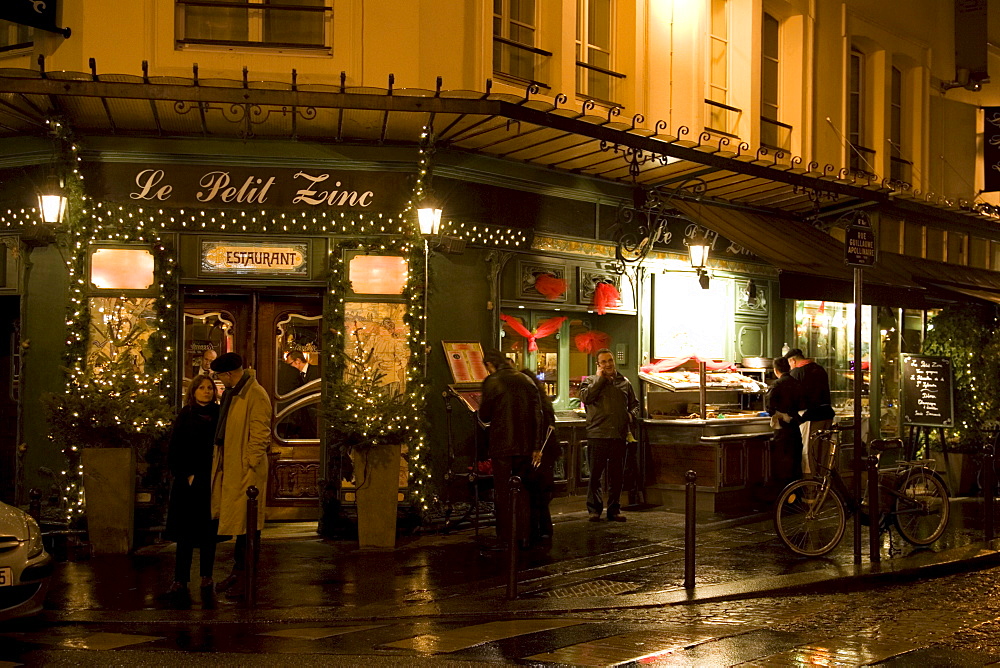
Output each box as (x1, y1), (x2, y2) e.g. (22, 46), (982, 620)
(592, 281), (621, 315)
(534, 273), (567, 300)
(574, 330), (611, 355)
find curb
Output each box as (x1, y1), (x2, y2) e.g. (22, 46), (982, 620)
(42, 543), (1000, 626)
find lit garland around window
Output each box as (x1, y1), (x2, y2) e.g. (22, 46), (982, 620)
(33, 120), (179, 522)
(324, 236), (431, 510)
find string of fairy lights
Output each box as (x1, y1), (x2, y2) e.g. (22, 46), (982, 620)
(2, 123), (531, 518)
(0, 205), (530, 248)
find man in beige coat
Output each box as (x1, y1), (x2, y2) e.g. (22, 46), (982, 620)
(209, 352), (270, 597)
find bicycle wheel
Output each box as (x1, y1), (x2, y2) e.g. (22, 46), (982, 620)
(894, 467), (950, 545)
(774, 479), (846, 556)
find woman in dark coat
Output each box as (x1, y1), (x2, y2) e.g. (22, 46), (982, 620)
(165, 374), (220, 594)
(521, 369), (559, 544)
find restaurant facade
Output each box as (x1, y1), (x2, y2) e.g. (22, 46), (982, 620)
(2, 0), (1000, 528)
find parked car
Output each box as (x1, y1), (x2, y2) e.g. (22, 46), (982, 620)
(0, 501), (52, 620)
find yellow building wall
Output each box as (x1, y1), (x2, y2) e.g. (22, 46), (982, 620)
(0, 0), (990, 208)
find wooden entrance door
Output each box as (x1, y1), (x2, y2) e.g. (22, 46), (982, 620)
(182, 290), (323, 521)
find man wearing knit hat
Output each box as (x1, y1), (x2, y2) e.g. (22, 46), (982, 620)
(209, 352), (271, 598)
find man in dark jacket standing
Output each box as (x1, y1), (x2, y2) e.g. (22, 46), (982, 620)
(767, 356), (804, 485)
(479, 350), (539, 546)
(579, 348), (639, 522)
(786, 348), (836, 474)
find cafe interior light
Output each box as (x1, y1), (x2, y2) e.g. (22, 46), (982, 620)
(349, 254), (408, 294)
(37, 174), (67, 225)
(416, 196), (442, 237)
(90, 247), (155, 290)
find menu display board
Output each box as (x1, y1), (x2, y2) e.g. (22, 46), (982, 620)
(442, 341), (488, 384)
(901, 355), (954, 427)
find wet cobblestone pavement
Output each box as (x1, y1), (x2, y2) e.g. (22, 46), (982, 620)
(2, 496), (1000, 664)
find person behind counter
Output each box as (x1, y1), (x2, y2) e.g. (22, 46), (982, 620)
(785, 348), (835, 475)
(579, 348), (639, 523)
(520, 368), (558, 545)
(767, 357), (804, 486)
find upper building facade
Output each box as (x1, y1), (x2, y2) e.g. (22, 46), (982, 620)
(3, 1), (994, 265)
(0, 3), (982, 188)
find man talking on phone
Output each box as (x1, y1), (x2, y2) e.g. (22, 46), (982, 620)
(578, 348), (638, 522)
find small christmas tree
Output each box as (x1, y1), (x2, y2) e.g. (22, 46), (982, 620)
(43, 352), (175, 450)
(326, 330), (412, 454)
(41, 297), (174, 520)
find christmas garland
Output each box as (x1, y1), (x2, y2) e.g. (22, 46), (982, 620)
(324, 235), (431, 512)
(44, 121), (178, 522)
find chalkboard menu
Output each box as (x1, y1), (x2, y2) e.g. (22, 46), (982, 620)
(902, 355), (954, 427)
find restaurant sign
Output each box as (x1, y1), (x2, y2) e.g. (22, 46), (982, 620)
(615, 212), (765, 265)
(0, 0), (68, 36)
(984, 107), (1000, 192)
(89, 164), (410, 212)
(201, 240), (308, 277)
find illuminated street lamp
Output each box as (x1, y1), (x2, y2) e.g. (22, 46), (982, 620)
(417, 196), (442, 237)
(688, 229), (711, 289)
(37, 174), (67, 225)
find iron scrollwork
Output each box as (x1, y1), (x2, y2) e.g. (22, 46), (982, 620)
(611, 178), (707, 267)
(174, 100), (318, 140)
(598, 141), (674, 180)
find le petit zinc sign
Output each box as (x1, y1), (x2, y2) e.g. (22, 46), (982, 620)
(201, 240), (308, 277)
(91, 164), (410, 211)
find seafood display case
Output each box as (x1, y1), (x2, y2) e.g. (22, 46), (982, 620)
(639, 361), (774, 512)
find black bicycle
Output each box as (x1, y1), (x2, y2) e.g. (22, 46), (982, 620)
(774, 427), (950, 557)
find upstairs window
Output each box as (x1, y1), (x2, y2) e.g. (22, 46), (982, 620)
(705, 0), (739, 136)
(848, 47), (875, 176)
(176, 0), (329, 51)
(889, 66), (911, 183)
(494, 0), (550, 85)
(0, 20), (32, 52)
(576, 0), (622, 102)
(759, 12), (790, 150)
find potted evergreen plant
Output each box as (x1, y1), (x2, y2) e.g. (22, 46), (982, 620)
(326, 333), (411, 548)
(922, 303), (1000, 495)
(42, 314), (174, 555)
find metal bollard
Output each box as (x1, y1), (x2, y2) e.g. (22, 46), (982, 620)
(985, 444), (995, 544)
(28, 488), (42, 524)
(684, 470), (696, 589)
(506, 475), (522, 600)
(244, 485), (259, 607)
(867, 451), (880, 563)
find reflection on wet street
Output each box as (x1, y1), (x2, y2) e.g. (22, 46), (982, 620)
(2, 498), (998, 665)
